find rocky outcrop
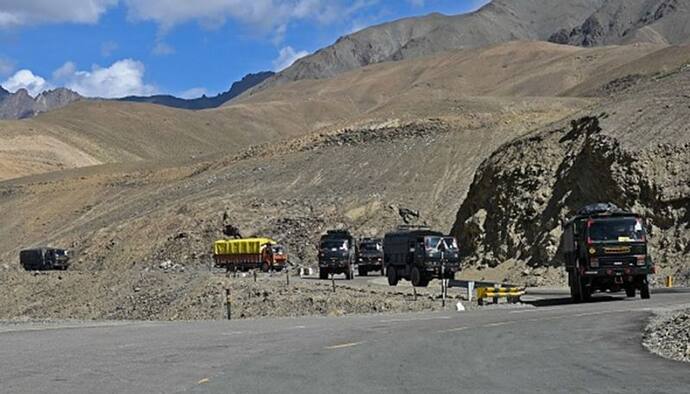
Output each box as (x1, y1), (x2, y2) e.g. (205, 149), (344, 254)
(549, 0), (686, 46)
(451, 115), (689, 282)
(0, 87), (81, 119)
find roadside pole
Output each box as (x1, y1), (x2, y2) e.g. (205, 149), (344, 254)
(253, 270), (257, 283)
(225, 288), (232, 320)
(331, 272), (336, 293)
(441, 260), (446, 308)
(286, 267), (290, 286)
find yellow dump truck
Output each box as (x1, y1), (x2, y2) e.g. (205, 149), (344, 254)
(213, 238), (288, 272)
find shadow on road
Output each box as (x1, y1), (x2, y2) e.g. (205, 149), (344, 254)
(525, 295), (625, 307)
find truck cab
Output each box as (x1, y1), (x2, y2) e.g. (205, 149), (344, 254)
(356, 238), (384, 277)
(383, 227), (460, 287)
(562, 203), (654, 302)
(318, 230), (356, 280)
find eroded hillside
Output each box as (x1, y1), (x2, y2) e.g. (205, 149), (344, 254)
(452, 66), (690, 285)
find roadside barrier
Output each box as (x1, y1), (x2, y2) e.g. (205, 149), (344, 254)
(476, 286), (525, 305)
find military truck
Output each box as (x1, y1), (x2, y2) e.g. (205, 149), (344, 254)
(20, 248), (70, 271)
(383, 226), (460, 287)
(213, 238), (288, 272)
(318, 230), (356, 280)
(562, 203), (654, 302)
(356, 237), (384, 276)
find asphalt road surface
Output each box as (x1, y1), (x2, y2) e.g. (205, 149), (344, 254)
(2, 290), (689, 393)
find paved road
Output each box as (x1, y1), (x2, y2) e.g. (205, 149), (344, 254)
(1, 291), (689, 393)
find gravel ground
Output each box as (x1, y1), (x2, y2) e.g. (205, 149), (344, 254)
(643, 307), (690, 363)
(0, 270), (474, 321)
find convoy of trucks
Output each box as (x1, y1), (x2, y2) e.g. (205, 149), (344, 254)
(20, 202), (656, 303)
(562, 203), (654, 302)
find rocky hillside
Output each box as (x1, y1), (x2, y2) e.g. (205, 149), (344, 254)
(549, 0), (690, 47)
(120, 71), (274, 110)
(254, 0), (690, 90)
(0, 88), (81, 119)
(451, 64), (690, 285)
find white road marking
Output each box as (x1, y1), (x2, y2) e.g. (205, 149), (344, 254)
(380, 316), (452, 323)
(484, 321), (514, 328)
(325, 341), (364, 350)
(437, 326), (469, 333)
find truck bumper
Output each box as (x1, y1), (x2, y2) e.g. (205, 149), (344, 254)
(581, 267), (652, 277)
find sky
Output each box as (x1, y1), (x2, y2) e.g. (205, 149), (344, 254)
(0, 0), (488, 99)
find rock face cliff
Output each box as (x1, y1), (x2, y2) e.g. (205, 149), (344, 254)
(451, 66), (690, 284)
(0, 88), (81, 119)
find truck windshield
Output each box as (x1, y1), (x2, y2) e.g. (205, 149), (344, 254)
(361, 242), (381, 251)
(322, 240), (347, 250)
(272, 245), (286, 255)
(425, 237), (458, 251)
(588, 218), (645, 242)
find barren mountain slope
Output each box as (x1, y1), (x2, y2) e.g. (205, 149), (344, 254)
(0, 102), (574, 274)
(3, 41), (674, 181)
(452, 64), (690, 286)
(254, 0), (690, 90)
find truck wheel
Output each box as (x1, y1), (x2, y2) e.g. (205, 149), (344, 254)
(411, 267), (422, 287)
(625, 287), (635, 298)
(261, 262), (270, 273)
(319, 269), (328, 280)
(418, 276), (430, 288)
(381, 267), (385, 276)
(580, 283), (591, 302)
(358, 267), (367, 277)
(640, 283), (651, 299)
(570, 285), (579, 302)
(387, 267), (399, 286)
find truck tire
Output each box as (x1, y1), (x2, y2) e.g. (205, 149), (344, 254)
(381, 267), (385, 276)
(640, 283), (651, 299)
(261, 262), (270, 273)
(319, 269), (328, 280)
(418, 276), (430, 288)
(625, 287), (636, 298)
(358, 267), (368, 277)
(411, 267), (423, 287)
(569, 272), (580, 302)
(573, 274), (590, 302)
(387, 267), (399, 286)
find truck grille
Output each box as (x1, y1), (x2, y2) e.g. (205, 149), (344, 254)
(604, 246), (632, 254)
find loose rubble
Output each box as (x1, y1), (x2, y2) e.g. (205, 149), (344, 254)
(643, 308), (690, 363)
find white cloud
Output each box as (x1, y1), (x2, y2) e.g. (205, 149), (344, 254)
(407, 0), (425, 6)
(2, 69), (51, 96)
(179, 87), (207, 99)
(2, 59), (157, 98)
(52, 61), (76, 80)
(61, 59), (157, 98)
(0, 0), (117, 28)
(273, 46), (309, 71)
(124, 0), (376, 40)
